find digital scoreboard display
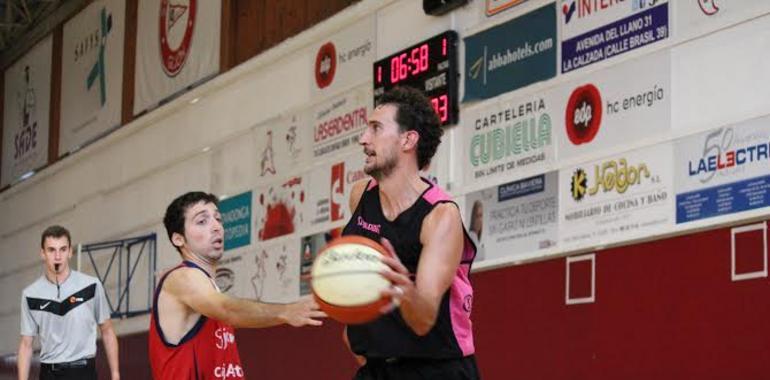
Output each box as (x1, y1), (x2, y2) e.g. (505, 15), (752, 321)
(373, 31), (459, 127)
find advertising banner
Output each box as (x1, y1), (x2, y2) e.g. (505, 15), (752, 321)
(465, 172), (558, 262)
(220, 191), (252, 251)
(311, 85), (371, 159)
(676, 117), (770, 223)
(676, 1), (770, 42)
(134, 0), (221, 114)
(254, 176), (307, 242)
(464, 3), (556, 101)
(462, 93), (555, 186)
(561, 0), (669, 73)
(2, 36), (52, 186)
(560, 143), (673, 246)
(60, 0), (125, 154)
(556, 50), (670, 161)
(254, 112), (311, 182)
(304, 153), (368, 230)
(311, 15), (375, 96)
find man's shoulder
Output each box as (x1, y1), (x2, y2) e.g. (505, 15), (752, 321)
(70, 270), (101, 287)
(22, 276), (49, 295)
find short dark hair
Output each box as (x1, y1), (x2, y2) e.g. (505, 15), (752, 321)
(163, 192), (219, 253)
(41, 225), (71, 248)
(377, 86), (443, 170)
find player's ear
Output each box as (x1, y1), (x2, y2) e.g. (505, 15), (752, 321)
(171, 232), (186, 249)
(402, 130), (419, 150)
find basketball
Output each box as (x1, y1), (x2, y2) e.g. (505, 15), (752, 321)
(310, 235), (393, 324)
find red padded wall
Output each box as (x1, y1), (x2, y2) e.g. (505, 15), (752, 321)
(473, 223), (770, 379)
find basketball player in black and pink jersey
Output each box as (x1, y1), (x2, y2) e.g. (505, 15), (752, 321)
(342, 87), (480, 379)
(149, 192), (325, 379)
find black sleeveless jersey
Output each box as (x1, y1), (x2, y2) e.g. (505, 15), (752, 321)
(342, 178), (477, 359)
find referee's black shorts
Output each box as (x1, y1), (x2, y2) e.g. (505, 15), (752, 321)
(353, 355), (480, 380)
(39, 358), (97, 380)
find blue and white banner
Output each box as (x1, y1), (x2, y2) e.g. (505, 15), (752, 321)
(560, 0), (668, 73)
(60, 0), (125, 154)
(219, 191), (252, 251)
(464, 3), (556, 101)
(2, 36), (52, 187)
(676, 117), (770, 223)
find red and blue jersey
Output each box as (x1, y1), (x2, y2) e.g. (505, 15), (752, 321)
(149, 261), (244, 379)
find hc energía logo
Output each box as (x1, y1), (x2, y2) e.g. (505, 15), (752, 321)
(565, 84), (602, 146)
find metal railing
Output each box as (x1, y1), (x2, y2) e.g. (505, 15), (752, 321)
(78, 233), (157, 318)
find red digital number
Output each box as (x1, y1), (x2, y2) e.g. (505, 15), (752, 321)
(442, 38), (447, 56)
(377, 65), (382, 84)
(420, 44), (429, 72)
(411, 48), (421, 76)
(399, 53), (409, 81)
(390, 56), (400, 84)
(430, 95), (449, 123)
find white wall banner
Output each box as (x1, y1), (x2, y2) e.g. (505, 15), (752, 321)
(311, 85), (371, 159)
(304, 153), (368, 230)
(254, 112), (311, 183)
(216, 238), (300, 303)
(461, 92), (555, 187)
(60, 0), (125, 154)
(559, 143), (674, 247)
(254, 175), (307, 242)
(556, 50), (670, 161)
(676, 1), (770, 42)
(133, 0), (221, 115)
(310, 15), (375, 97)
(464, 171), (558, 262)
(248, 238), (300, 303)
(2, 36), (52, 187)
(215, 249), (249, 297)
(675, 116), (770, 224)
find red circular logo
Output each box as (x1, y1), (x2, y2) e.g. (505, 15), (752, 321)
(159, 0), (196, 77)
(565, 83), (602, 145)
(315, 42), (337, 89)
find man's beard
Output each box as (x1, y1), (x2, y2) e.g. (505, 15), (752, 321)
(364, 154), (398, 181)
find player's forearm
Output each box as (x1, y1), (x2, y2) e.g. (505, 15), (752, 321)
(220, 297), (288, 328)
(102, 328), (120, 379)
(16, 340), (32, 380)
(399, 291), (439, 336)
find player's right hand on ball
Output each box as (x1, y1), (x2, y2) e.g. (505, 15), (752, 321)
(282, 295), (327, 327)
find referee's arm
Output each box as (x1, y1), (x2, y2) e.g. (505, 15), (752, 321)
(16, 335), (33, 380)
(100, 320), (120, 380)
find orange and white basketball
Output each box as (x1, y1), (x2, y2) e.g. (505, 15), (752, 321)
(310, 235), (393, 324)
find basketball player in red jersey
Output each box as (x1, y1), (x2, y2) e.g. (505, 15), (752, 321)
(149, 192), (325, 379)
(342, 87), (480, 379)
